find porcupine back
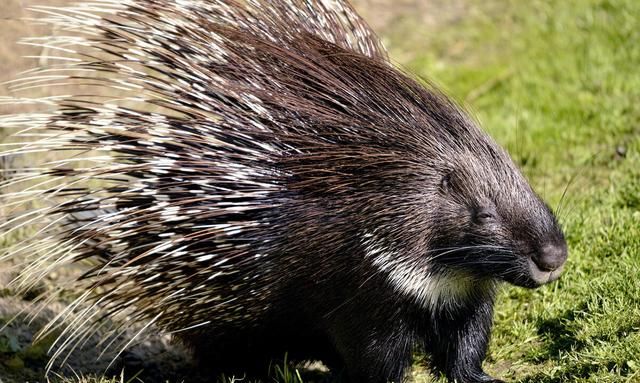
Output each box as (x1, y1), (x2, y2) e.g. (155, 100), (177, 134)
(0, 0), (484, 372)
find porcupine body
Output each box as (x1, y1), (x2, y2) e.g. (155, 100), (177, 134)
(0, 1), (568, 382)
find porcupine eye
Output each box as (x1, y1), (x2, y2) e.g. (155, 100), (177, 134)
(473, 206), (497, 224)
(440, 172), (453, 193)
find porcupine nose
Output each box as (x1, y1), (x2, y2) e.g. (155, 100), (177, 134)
(532, 243), (568, 272)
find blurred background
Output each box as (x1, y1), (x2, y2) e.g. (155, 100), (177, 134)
(1, 0), (639, 382)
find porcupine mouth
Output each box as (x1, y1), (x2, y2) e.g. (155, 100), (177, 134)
(527, 257), (565, 286)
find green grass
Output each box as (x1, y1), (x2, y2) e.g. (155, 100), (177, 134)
(388, 0), (640, 382)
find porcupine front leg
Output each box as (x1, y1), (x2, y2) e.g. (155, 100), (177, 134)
(332, 328), (414, 383)
(321, 300), (414, 382)
(427, 298), (505, 383)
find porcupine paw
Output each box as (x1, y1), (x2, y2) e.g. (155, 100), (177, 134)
(456, 378), (505, 383)
(474, 374), (505, 383)
(449, 372), (505, 383)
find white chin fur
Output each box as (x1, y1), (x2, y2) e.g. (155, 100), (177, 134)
(363, 233), (482, 312)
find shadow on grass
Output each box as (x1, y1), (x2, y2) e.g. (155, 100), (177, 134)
(530, 305), (588, 362)
(516, 303), (639, 382)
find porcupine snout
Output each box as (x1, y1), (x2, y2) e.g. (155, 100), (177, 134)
(532, 242), (567, 272)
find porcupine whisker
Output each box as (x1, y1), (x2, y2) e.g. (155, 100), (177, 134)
(555, 150), (602, 220)
(449, 258), (514, 267)
(555, 172), (578, 220)
(448, 248), (515, 259)
(429, 249), (516, 270)
(424, 244), (508, 258)
(428, 245), (510, 261)
(423, 245), (499, 254)
(443, 250), (514, 261)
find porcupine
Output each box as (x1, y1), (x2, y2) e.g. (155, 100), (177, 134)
(0, 0), (568, 382)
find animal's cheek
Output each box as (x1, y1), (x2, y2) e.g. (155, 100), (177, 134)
(463, 220), (503, 242)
